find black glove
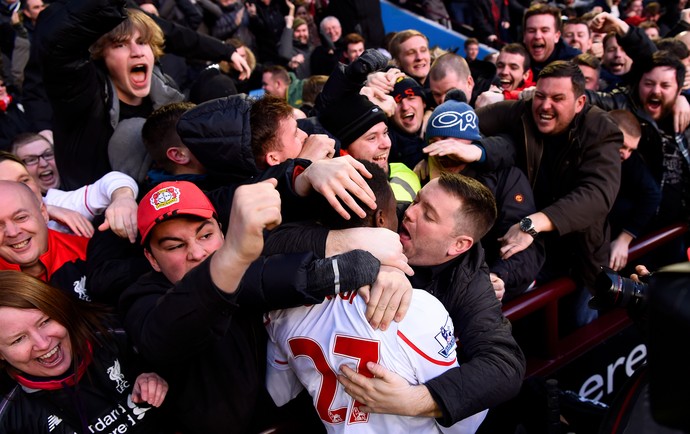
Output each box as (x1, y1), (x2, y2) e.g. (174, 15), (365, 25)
(344, 48), (389, 83)
(307, 249), (380, 298)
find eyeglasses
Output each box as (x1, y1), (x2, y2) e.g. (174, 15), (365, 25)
(21, 149), (55, 166)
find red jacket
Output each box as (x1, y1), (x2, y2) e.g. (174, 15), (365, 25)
(503, 69), (535, 100)
(0, 230), (90, 300)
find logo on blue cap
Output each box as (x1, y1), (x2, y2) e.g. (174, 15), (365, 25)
(430, 110), (478, 132)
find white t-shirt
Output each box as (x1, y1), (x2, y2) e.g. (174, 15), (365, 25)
(265, 289), (487, 433)
(44, 171), (138, 219)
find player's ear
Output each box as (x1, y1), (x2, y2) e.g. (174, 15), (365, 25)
(374, 209), (386, 228)
(265, 152), (281, 167)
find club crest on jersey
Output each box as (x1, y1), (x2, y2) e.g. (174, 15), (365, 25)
(106, 359), (129, 393)
(435, 316), (456, 358)
(150, 186), (181, 210)
(72, 275), (90, 302)
(351, 405), (369, 423)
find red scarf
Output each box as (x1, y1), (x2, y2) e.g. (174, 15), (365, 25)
(503, 69), (536, 100)
(11, 341), (93, 391)
(0, 94), (12, 112)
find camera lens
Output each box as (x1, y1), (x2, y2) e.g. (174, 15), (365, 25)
(590, 266), (648, 310)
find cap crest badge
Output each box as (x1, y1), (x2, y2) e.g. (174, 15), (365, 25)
(150, 186), (181, 210)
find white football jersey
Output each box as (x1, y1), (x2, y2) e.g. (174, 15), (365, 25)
(265, 289), (487, 433)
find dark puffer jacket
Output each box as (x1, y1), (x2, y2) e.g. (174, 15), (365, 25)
(176, 95), (258, 186)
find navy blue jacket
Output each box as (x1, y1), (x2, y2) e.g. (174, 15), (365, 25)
(610, 152), (661, 238)
(472, 166), (546, 300)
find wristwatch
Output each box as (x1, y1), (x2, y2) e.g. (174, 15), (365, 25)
(519, 217), (538, 237)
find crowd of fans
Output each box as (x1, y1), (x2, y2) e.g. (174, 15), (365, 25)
(0, 0), (688, 432)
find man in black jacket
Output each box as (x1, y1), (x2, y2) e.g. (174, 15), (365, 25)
(336, 172), (526, 427)
(120, 179), (390, 433)
(266, 172), (525, 425)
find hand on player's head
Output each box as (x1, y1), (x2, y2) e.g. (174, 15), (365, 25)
(294, 156), (376, 220)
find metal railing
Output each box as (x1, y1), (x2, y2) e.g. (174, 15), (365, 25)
(503, 223), (688, 376)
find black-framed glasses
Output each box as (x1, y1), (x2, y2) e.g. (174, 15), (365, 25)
(21, 149), (55, 166)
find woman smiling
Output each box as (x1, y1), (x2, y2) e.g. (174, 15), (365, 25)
(0, 271), (170, 433)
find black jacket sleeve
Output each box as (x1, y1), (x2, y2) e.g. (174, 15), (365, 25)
(476, 102), (522, 171)
(203, 158), (316, 227)
(618, 24), (658, 68)
(126, 0), (237, 62)
(480, 167), (545, 298)
(585, 88), (629, 111)
(86, 220), (151, 306)
(475, 133), (518, 172)
(314, 48), (389, 117)
(425, 251), (526, 426)
(263, 222), (330, 258)
(121, 250), (378, 364)
(236, 250), (379, 310)
(165, 0), (203, 30)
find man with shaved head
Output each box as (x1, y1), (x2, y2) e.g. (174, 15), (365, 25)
(428, 53), (475, 105)
(0, 181), (91, 300)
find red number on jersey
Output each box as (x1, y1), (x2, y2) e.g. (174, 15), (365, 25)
(288, 335), (380, 425)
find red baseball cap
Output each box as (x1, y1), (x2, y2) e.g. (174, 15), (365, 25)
(138, 181), (217, 245)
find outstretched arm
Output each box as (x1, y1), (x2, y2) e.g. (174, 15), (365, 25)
(210, 179), (282, 293)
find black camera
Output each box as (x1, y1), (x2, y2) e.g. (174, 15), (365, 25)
(589, 266), (649, 310)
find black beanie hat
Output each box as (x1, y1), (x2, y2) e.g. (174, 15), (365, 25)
(319, 93), (387, 148)
(391, 76), (424, 104)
